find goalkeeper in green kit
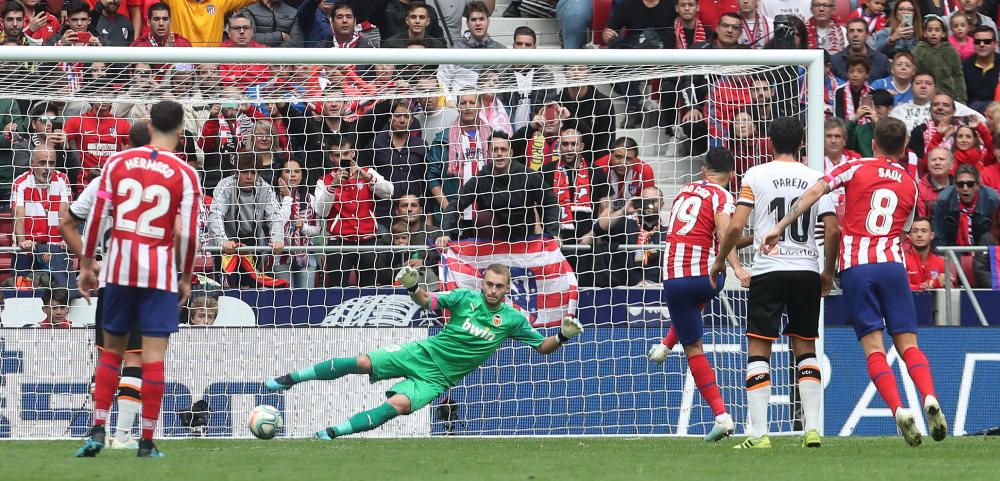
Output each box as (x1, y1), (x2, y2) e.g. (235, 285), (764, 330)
(264, 263), (585, 439)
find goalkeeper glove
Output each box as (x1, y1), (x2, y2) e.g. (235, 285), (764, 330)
(395, 265), (420, 292)
(558, 316), (584, 343)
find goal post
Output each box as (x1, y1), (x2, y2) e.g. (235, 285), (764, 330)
(0, 46), (827, 439)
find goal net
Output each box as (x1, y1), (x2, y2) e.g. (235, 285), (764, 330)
(0, 47), (824, 439)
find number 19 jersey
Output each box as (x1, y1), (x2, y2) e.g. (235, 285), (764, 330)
(738, 160), (835, 275)
(824, 157), (918, 270)
(663, 180), (735, 280)
(82, 146), (202, 292)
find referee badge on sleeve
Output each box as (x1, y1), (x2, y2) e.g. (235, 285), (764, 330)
(492, 314), (502, 327)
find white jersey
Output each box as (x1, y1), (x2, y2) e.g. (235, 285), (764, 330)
(737, 160), (835, 275)
(70, 178), (111, 289)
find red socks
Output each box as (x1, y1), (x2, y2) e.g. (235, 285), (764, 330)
(902, 347), (936, 402)
(688, 354), (727, 417)
(661, 325), (678, 349)
(866, 352), (903, 413)
(140, 361), (166, 441)
(92, 351), (123, 426)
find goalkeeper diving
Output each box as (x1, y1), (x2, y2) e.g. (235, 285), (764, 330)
(264, 263), (584, 439)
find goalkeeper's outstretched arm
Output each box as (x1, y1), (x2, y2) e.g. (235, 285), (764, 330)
(535, 316), (584, 354)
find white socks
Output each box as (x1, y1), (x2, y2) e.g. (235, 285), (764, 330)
(797, 355), (822, 433)
(746, 358), (771, 438)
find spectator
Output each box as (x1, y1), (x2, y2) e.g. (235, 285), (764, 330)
(274, 159), (320, 288)
(698, 0), (738, 29)
(850, 0), (888, 35)
(246, 119), (288, 187)
(47, 1), (102, 46)
(874, 0), (919, 55)
(384, 193), (442, 283)
(322, 2), (379, 48)
(542, 127), (610, 247)
(412, 77), (458, 144)
(429, 0), (495, 44)
(847, 88), (895, 157)
(594, 137), (656, 209)
(111, 63), (160, 123)
(207, 153), (286, 283)
(497, 27), (557, 133)
(824, 117), (862, 170)
(918, 146), (955, 216)
(972, 205), (1000, 287)
(199, 92), (247, 195)
(949, 11), (975, 59)
(375, 217), (440, 287)
(965, 27), (999, 112)
(476, 70), (512, 136)
(0, 91), (24, 205)
(910, 92), (961, 161)
(905, 216), (950, 290)
(806, 0), (847, 53)
(932, 116), (995, 172)
(834, 55), (874, 123)
(560, 64), (617, 161)
(297, 0), (335, 47)
(164, 0), (256, 47)
(673, 0), (710, 50)
(932, 163), (1000, 247)
(12, 146), (75, 292)
(18, 0), (60, 45)
(725, 109), (770, 191)
(893, 72), (982, 134)
(37, 287), (70, 328)
(186, 296), (220, 325)
(425, 93), (489, 227)
(871, 50), (916, 105)
(592, 185), (666, 287)
(241, 0), (302, 47)
(372, 100), (426, 224)
(62, 99), (130, 186)
(437, 131), (560, 244)
(91, 0), (134, 46)
(1, 3), (28, 45)
(13, 102), (81, 185)
(130, 2), (192, 46)
(603, 0), (673, 126)
(947, 0), (998, 40)
(914, 15), (966, 103)
(314, 135), (393, 287)
(511, 101), (569, 172)
(219, 11), (271, 88)
(833, 17), (892, 82)
(737, 0), (772, 49)
(983, 134), (1000, 192)
(436, 1), (504, 93)
(379, 1), (446, 47)
(757, 0), (811, 20)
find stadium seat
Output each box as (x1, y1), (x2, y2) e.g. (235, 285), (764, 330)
(210, 296), (258, 326)
(68, 297), (97, 327)
(0, 296), (44, 328)
(960, 254), (977, 288)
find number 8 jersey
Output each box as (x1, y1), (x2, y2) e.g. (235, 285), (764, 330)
(663, 180), (735, 280)
(82, 146), (202, 292)
(738, 160), (835, 275)
(824, 157), (918, 270)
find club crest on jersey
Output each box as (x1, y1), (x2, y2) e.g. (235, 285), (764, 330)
(207, 5), (216, 15)
(492, 314), (502, 327)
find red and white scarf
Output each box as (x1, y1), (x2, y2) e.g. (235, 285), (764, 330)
(552, 160), (593, 229)
(839, 83), (871, 124)
(674, 18), (707, 49)
(329, 20), (374, 49)
(478, 96), (512, 136)
(808, 16), (847, 52)
(740, 13), (771, 48)
(958, 195), (977, 246)
(447, 122), (491, 179)
(284, 190), (316, 267)
(850, 7), (888, 33)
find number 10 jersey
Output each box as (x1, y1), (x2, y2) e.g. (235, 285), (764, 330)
(738, 160), (835, 276)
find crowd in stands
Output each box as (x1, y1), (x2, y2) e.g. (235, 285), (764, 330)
(2, 0), (1000, 308)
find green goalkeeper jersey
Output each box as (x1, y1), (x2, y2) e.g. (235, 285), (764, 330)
(420, 289), (546, 383)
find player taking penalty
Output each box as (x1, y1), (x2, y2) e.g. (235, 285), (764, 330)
(710, 117), (840, 449)
(75, 100), (202, 458)
(646, 147), (749, 443)
(264, 264), (584, 439)
(761, 118), (946, 447)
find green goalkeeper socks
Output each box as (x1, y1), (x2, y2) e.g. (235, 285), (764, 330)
(290, 357), (358, 383)
(330, 403), (399, 437)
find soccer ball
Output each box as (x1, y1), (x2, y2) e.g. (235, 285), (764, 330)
(248, 405), (283, 440)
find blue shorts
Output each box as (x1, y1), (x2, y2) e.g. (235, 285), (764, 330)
(101, 284), (180, 338)
(840, 263), (918, 339)
(662, 275), (723, 346)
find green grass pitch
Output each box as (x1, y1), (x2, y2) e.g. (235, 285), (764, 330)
(3, 436), (998, 481)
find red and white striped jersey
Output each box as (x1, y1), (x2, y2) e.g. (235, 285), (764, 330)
(82, 146), (202, 292)
(12, 170), (71, 243)
(663, 180), (735, 280)
(824, 157), (918, 270)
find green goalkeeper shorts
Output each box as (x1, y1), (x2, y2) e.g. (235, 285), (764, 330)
(367, 342), (452, 412)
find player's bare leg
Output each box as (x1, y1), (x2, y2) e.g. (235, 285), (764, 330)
(790, 337), (822, 448)
(860, 331), (921, 447)
(892, 333), (946, 442)
(736, 337), (773, 449)
(109, 352), (143, 449)
(265, 355), (371, 392)
(135, 336), (169, 458)
(315, 392), (409, 440)
(76, 330), (128, 457)
(682, 342), (734, 442)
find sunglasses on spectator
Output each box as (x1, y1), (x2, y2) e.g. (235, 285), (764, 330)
(956, 181), (978, 188)
(38, 115), (57, 122)
(974, 38), (995, 45)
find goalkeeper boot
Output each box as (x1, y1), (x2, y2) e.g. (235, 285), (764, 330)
(895, 408), (922, 447)
(924, 395), (947, 442)
(264, 374), (295, 393)
(75, 425), (106, 457)
(137, 439), (165, 458)
(704, 413), (735, 443)
(733, 435), (771, 449)
(801, 429), (822, 448)
(647, 344), (669, 365)
(314, 428), (335, 441)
